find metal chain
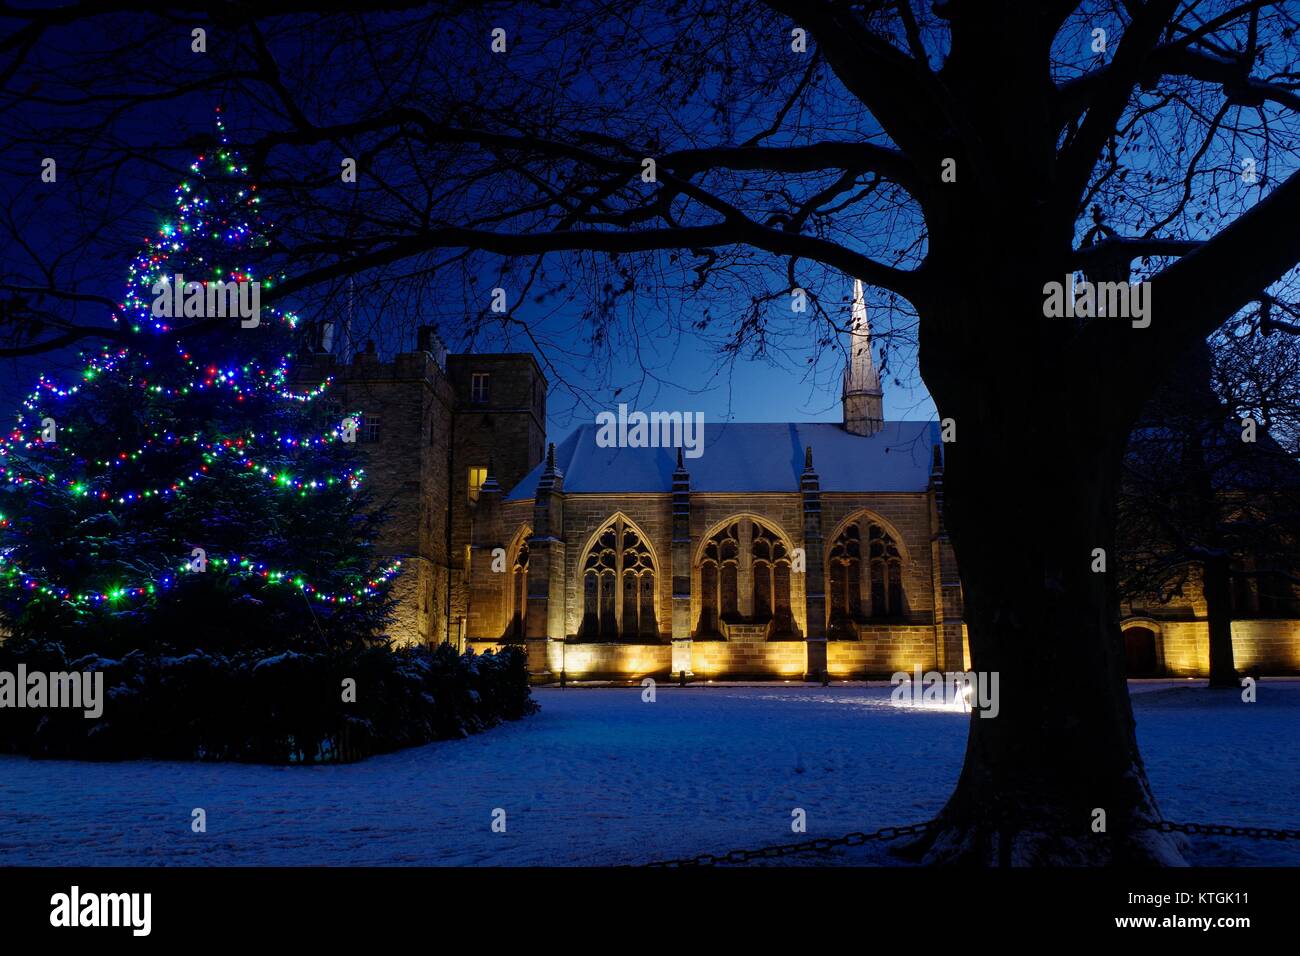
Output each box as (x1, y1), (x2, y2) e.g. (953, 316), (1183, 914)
(641, 820), (935, 867)
(1139, 819), (1300, 841)
(641, 816), (1300, 867)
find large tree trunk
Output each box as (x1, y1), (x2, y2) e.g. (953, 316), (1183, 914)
(1179, 360), (1240, 691)
(893, 19), (1195, 859)
(913, 436), (1184, 864)
(904, 286), (1187, 866)
(1202, 554), (1239, 689)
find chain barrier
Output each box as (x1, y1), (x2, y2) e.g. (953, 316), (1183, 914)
(642, 820), (935, 867)
(1139, 819), (1300, 841)
(642, 816), (1300, 867)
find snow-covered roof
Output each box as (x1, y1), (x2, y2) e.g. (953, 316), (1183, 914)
(504, 421), (940, 500)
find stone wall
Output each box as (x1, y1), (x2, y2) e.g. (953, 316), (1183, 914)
(546, 641), (672, 679)
(465, 483), (950, 679)
(691, 636), (808, 678)
(1131, 617), (1300, 676)
(1233, 619), (1300, 673)
(827, 623), (943, 677)
(465, 499), (533, 642)
(302, 349), (454, 647)
(448, 354), (548, 637)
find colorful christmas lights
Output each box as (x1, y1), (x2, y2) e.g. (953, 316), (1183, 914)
(0, 117), (396, 626)
(0, 553), (401, 609)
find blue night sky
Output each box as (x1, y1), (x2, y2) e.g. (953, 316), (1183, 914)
(473, 278), (936, 447)
(0, 9), (943, 449)
(0, 270), (937, 450)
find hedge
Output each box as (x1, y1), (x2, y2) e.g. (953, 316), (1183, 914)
(0, 641), (537, 763)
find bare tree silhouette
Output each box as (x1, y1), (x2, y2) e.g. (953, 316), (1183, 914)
(3, 0), (1300, 862)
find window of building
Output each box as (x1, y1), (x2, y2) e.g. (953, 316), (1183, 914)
(827, 523), (863, 635)
(509, 538), (529, 641)
(580, 517), (658, 641)
(696, 517), (795, 637)
(466, 466), (488, 504)
(471, 372), (490, 404)
(363, 413), (381, 443)
(1231, 560), (1258, 615)
(828, 517), (905, 628)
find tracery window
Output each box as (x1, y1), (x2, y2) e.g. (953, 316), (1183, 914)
(827, 523), (863, 628)
(580, 517), (658, 640)
(697, 517), (795, 636)
(828, 518), (904, 629)
(508, 536), (529, 641)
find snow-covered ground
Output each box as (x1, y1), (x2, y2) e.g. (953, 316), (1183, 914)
(0, 680), (1295, 866)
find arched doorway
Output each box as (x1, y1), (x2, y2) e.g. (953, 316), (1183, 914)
(1123, 626), (1158, 677)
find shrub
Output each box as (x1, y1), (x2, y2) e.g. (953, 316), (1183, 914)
(0, 641), (537, 763)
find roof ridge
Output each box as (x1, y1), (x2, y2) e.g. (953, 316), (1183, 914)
(503, 420), (937, 500)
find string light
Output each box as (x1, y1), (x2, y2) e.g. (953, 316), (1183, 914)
(0, 554), (401, 609)
(1, 417), (364, 505)
(1, 116), (395, 616)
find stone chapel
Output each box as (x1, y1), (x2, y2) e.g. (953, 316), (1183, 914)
(302, 281), (1300, 682)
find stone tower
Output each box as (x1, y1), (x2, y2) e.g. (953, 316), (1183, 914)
(841, 278), (884, 436)
(296, 327), (456, 649)
(295, 326), (546, 650)
(446, 353), (548, 643)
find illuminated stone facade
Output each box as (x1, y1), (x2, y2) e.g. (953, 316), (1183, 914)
(297, 328), (546, 649)
(465, 435), (967, 681)
(315, 312), (1300, 683)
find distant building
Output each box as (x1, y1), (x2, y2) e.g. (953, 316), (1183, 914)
(307, 285), (1300, 681)
(297, 324), (545, 649)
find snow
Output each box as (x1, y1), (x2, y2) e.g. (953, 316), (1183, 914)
(0, 680), (1295, 866)
(506, 421), (939, 499)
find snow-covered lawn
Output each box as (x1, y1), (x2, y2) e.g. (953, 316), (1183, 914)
(0, 680), (1295, 866)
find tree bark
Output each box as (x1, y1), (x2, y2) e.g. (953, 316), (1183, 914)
(1178, 357), (1240, 691)
(903, 278), (1187, 865)
(1202, 554), (1239, 689)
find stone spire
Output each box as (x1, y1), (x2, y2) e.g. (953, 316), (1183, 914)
(841, 278), (884, 436)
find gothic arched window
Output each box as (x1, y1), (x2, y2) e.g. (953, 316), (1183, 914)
(697, 517), (795, 637)
(828, 523), (862, 636)
(580, 517), (658, 641)
(508, 537), (529, 641)
(828, 518), (905, 628)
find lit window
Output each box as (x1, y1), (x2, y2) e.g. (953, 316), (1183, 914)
(471, 372), (490, 404)
(581, 517), (658, 641)
(826, 518), (904, 624)
(467, 466), (488, 504)
(696, 517), (793, 638)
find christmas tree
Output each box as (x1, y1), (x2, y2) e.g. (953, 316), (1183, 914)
(0, 111), (397, 655)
